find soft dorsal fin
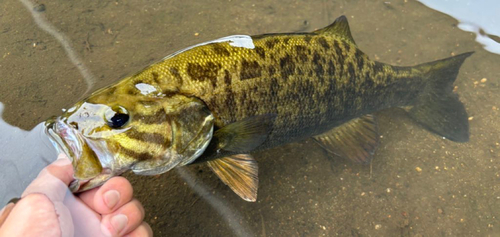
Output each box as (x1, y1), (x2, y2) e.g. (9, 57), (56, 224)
(313, 114), (379, 164)
(313, 15), (356, 45)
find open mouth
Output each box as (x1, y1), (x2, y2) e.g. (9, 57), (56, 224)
(45, 118), (83, 164)
(45, 117), (105, 191)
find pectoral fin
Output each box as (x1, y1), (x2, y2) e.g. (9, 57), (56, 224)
(207, 154), (258, 202)
(313, 114), (379, 164)
(214, 114), (276, 152)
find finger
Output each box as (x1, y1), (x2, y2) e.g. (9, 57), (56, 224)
(63, 194), (102, 237)
(22, 153), (74, 202)
(0, 194), (61, 236)
(126, 222), (153, 237)
(78, 177), (133, 215)
(100, 199), (145, 236)
(0, 203), (15, 227)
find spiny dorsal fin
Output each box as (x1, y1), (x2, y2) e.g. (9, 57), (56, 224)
(207, 154), (258, 202)
(313, 15), (356, 45)
(214, 114), (276, 152)
(313, 114), (379, 164)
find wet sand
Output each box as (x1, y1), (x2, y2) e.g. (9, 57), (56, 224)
(0, 0), (498, 236)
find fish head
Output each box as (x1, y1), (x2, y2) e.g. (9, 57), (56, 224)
(45, 84), (214, 192)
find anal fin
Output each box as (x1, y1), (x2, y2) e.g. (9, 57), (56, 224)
(313, 114), (379, 164)
(207, 154), (258, 202)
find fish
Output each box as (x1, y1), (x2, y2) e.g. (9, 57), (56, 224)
(45, 16), (473, 202)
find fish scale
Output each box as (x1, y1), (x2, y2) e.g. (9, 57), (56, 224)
(136, 35), (413, 148)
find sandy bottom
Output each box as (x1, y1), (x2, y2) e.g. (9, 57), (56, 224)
(0, 0), (498, 236)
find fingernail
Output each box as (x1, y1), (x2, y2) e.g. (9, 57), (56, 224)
(111, 214), (128, 233)
(103, 190), (120, 209)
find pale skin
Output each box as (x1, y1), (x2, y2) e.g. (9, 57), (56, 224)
(0, 154), (153, 237)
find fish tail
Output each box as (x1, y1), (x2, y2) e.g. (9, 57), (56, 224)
(408, 52), (474, 142)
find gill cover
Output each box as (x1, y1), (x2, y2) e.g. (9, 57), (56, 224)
(131, 95), (214, 175)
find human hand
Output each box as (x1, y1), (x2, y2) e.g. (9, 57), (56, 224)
(0, 154), (152, 237)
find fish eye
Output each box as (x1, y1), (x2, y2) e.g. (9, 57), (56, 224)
(106, 106), (130, 129)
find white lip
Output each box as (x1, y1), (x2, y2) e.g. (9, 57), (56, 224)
(46, 119), (83, 163)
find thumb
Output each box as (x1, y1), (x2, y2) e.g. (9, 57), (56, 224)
(18, 153), (76, 236)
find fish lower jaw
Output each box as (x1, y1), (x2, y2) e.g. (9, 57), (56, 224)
(69, 179), (87, 192)
(70, 168), (116, 193)
(70, 176), (108, 193)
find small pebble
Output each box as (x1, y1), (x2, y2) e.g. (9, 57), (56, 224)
(481, 78), (487, 83)
(194, 32), (199, 36)
(468, 117), (473, 121)
(375, 224), (382, 230)
(33, 3), (46, 12)
(438, 208), (443, 214)
(415, 167), (422, 172)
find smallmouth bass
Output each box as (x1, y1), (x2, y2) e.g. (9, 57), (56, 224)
(46, 16), (472, 201)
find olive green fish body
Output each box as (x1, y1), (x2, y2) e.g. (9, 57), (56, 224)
(111, 33), (423, 152)
(46, 16), (472, 201)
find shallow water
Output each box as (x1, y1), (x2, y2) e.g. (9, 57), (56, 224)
(0, 0), (499, 236)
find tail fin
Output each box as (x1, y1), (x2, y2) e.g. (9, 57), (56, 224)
(408, 52), (473, 142)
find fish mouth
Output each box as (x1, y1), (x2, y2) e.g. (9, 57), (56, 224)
(45, 117), (108, 192)
(45, 117), (84, 164)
